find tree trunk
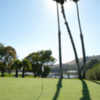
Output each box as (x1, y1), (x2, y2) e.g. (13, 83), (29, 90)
(15, 68), (18, 78)
(1, 69), (5, 77)
(76, 3), (86, 78)
(56, 2), (63, 79)
(61, 5), (81, 79)
(22, 67), (25, 78)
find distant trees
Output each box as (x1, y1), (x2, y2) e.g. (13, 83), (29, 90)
(0, 42), (100, 80)
(0, 43), (17, 76)
(0, 43), (55, 78)
(22, 59), (31, 78)
(26, 50), (55, 77)
(85, 59), (99, 71)
(12, 59), (22, 78)
(4, 46), (17, 73)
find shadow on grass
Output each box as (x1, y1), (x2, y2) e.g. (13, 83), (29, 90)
(52, 78), (63, 100)
(36, 78), (44, 100)
(80, 80), (91, 100)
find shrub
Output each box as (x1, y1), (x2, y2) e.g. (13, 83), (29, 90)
(86, 63), (100, 80)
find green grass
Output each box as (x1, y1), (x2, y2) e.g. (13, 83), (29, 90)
(0, 78), (100, 100)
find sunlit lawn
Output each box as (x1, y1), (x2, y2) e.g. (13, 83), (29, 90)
(0, 78), (100, 100)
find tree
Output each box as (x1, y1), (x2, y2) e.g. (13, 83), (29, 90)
(0, 62), (6, 77)
(55, 2), (63, 78)
(0, 43), (17, 75)
(26, 50), (55, 77)
(39, 50), (55, 77)
(5, 46), (17, 73)
(53, 0), (66, 5)
(0, 43), (5, 58)
(53, 0), (83, 79)
(86, 59), (99, 70)
(60, 2), (82, 78)
(41, 65), (51, 77)
(53, 0), (67, 80)
(73, 0), (86, 78)
(31, 52), (41, 77)
(22, 59), (31, 78)
(86, 62), (100, 80)
(12, 59), (22, 78)
(0, 43), (6, 77)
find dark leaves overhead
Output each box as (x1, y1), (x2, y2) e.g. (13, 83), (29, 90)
(53, 0), (67, 5)
(73, 0), (79, 3)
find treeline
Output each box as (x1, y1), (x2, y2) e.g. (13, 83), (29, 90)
(0, 43), (55, 78)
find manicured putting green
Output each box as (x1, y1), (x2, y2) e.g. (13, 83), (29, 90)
(0, 78), (100, 100)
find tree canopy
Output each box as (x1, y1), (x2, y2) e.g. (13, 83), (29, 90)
(26, 50), (55, 77)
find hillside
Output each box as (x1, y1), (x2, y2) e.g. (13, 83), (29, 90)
(50, 55), (100, 73)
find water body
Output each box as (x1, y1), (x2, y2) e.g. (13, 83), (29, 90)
(48, 73), (78, 79)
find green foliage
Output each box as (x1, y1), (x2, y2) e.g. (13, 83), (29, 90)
(86, 63), (100, 80)
(22, 59), (32, 78)
(22, 59), (31, 70)
(12, 59), (22, 69)
(26, 50), (55, 77)
(0, 62), (6, 77)
(0, 43), (55, 77)
(12, 59), (22, 77)
(0, 43), (5, 58)
(53, 0), (66, 4)
(0, 43), (17, 74)
(83, 59), (99, 75)
(73, 0), (79, 3)
(86, 59), (99, 69)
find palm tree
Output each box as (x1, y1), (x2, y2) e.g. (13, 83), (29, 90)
(0, 43), (5, 56)
(73, 0), (86, 78)
(53, 0), (66, 5)
(12, 59), (21, 78)
(22, 59), (31, 78)
(56, 2), (63, 78)
(53, 0), (82, 78)
(61, 4), (82, 79)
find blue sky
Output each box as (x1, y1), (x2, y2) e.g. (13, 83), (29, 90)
(0, 0), (100, 63)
